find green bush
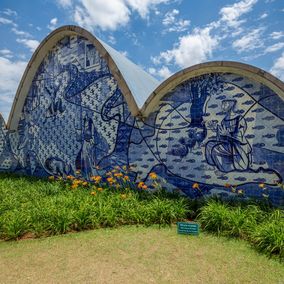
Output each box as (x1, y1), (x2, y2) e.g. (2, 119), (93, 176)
(249, 210), (284, 260)
(0, 173), (188, 240)
(198, 200), (284, 260)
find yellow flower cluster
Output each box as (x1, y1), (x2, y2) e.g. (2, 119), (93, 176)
(192, 183), (199, 189)
(149, 172), (157, 179)
(91, 175), (102, 183)
(137, 181), (147, 190)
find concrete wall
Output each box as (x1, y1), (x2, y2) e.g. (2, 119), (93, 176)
(0, 30), (283, 206)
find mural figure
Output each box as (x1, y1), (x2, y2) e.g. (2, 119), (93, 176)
(205, 99), (252, 172)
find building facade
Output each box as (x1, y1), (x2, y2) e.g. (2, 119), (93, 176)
(1, 26), (283, 206)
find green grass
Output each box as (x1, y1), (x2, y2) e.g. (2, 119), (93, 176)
(0, 226), (283, 284)
(0, 173), (188, 240)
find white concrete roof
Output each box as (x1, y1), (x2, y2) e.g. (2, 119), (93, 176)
(98, 39), (160, 108)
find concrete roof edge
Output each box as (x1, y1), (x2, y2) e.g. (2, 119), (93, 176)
(7, 25), (143, 130)
(141, 60), (284, 117)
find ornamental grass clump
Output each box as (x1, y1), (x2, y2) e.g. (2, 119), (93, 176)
(198, 200), (284, 260)
(0, 171), (189, 240)
(249, 210), (284, 260)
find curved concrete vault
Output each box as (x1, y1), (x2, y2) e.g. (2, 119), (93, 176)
(6, 26), (284, 129)
(1, 25), (284, 206)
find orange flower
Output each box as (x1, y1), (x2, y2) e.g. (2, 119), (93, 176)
(123, 175), (130, 181)
(107, 177), (114, 184)
(142, 184), (148, 190)
(66, 175), (74, 180)
(73, 179), (82, 185)
(224, 183), (231, 188)
(258, 183), (265, 189)
(137, 181), (145, 189)
(114, 172), (123, 178)
(97, 187), (103, 191)
(91, 175), (102, 183)
(149, 172), (157, 179)
(71, 183), (78, 189)
(82, 181), (88, 186)
(192, 183), (199, 189)
(91, 191), (97, 196)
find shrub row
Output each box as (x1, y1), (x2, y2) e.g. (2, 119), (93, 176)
(198, 201), (284, 260)
(0, 174), (188, 240)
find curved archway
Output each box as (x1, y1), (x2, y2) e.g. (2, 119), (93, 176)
(7, 25), (159, 130)
(141, 61), (284, 117)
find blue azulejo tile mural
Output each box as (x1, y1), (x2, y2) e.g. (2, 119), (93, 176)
(0, 33), (283, 206)
(130, 74), (284, 205)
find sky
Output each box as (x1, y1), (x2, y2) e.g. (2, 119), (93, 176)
(0, 0), (283, 120)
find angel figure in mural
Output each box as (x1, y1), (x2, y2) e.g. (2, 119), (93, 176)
(205, 99), (252, 173)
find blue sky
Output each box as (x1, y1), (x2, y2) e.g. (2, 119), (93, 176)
(0, 0), (283, 120)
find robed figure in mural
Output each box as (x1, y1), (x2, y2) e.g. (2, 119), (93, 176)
(205, 99), (252, 173)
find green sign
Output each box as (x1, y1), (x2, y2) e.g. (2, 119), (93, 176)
(177, 222), (199, 235)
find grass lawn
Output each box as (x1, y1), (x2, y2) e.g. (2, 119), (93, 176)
(0, 226), (283, 284)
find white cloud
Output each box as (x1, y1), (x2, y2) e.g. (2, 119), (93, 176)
(11, 27), (31, 37)
(219, 0), (258, 28)
(151, 0), (260, 70)
(270, 51), (284, 81)
(67, 0), (170, 31)
(232, 28), (264, 52)
(50, 18), (58, 25)
(0, 57), (27, 120)
(74, 0), (130, 31)
(162, 9), (179, 25)
(0, 16), (16, 26)
(259, 13), (268, 19)
(47, 17), (58, 30)
(264, 42), (284, 53)
(2, 8), (17, 17)
(167, 19), (190, 32)
(125, 0), (170, 19)
(0, 49), (13, 58)
(153, 26), (218, 68)
(16, 38), (40, 52)
(108, 35), (116, 45)
(271, 31), (284, 40)
(162, 9), (190, 33)
(56, 0), (73, 8)
(148, 66), (172, 79)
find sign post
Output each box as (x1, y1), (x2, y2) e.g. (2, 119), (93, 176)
(177, 222), (199, 235)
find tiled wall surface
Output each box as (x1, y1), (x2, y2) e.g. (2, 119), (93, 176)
(0, 35), (283, 206)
